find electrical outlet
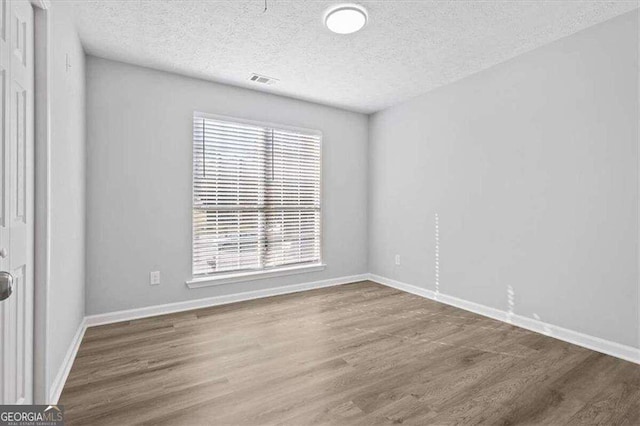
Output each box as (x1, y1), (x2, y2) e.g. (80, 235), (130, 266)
(395, 255), (401, 266)
(150, 271), (160, 285)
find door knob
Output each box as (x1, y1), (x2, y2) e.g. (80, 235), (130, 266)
(0, 248), (6, 258)
(0, 271), (13, 301)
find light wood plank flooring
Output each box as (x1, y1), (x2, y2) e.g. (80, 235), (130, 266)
(60, 281), (640, 425)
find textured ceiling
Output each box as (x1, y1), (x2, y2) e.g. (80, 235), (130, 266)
(71, 0), (638, 113)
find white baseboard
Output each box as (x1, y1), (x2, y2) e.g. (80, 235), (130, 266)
(368, 274), (640, 365)
(51, 272), (638, 404)
(49, 317), (87, 404)
(51, 274), (368, 400)
(85, 273), (369, 327)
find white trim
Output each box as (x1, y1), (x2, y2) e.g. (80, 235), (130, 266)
(193, 111), (323, 138)
(30, 0), (50, 10)
(368, 274), (640, 365)
(33, 3), (51, 404)
(48, 318), (86, 404)
(186, 263), (326, 288)
(87, 273), (367, 327)
(636, 4), (640, 361)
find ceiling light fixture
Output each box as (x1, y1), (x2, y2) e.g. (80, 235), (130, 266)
(324, 4), (368, 35)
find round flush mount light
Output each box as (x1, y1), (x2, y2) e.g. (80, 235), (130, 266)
(324, 4), (368, 34)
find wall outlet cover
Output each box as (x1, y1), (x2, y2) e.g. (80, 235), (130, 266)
(150, 271), (160, 285)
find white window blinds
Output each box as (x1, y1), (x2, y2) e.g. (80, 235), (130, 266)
(192, 113), (322, 277)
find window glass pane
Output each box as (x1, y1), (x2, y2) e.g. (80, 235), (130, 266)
(193, 115), (321, 276)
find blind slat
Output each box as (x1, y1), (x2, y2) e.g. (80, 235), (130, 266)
(193, 115), (321, 276)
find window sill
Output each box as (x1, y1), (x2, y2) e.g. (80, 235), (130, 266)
(186, 263), (326, 289)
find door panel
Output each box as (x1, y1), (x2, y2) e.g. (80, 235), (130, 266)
(0, 0), (33, 405)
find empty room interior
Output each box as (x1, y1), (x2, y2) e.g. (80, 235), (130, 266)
(1, 0), (640, 424)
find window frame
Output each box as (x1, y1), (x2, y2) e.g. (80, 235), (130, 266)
(187, 111), (324, 288)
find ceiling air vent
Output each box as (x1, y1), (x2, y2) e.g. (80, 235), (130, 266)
(249, 73), (278, 85)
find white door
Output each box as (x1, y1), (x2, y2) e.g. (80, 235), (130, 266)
(0, 0), (34, 405)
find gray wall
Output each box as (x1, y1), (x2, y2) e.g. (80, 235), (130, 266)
(368, 11), (639, 348)
(85, 57), (368, 315)
(48, 1), (86, 394)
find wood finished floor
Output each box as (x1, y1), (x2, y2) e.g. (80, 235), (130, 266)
(60, 281), (640, 425)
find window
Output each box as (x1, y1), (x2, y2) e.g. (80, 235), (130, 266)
(192, 113), (322, 279)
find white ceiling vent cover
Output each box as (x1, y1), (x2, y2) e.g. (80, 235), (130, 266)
(249, 73), (279, 85)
